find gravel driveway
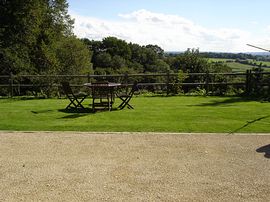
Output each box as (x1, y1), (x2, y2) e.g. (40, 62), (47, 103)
(0, 132), (269, 201)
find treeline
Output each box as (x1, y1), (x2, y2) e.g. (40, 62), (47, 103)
(81, 37), (232, 76)
(82, 37), (169, 75)
(201, 52), (270, 62)
(201, 52), (256, 60)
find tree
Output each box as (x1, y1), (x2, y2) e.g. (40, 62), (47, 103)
(0, 0), (80, 75)
(94, 53), (112, 68)
(111, 55), (126, 70)
(81, 38), (104, 55)
(145, 44), (164, 57)
(0, 0), (45, 74)
(102, 37), (131, 60)
(170, 49), (209, 73)
(55, 36), (92, 75)
(31, 0), (75, 74)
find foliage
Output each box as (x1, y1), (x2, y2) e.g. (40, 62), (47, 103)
(207, 62), (233, 95)
(82, 37), (166, 74)
(0, 0), (91, 76)
(55, 36), (92, 75)
(202, 52), (256, 60)
(169, 49), (227, 93)
(247, 68), (270, 99)
(102, 37), (131, 60)
(170, 48), (210, 73)
(0, 0), (92, 96)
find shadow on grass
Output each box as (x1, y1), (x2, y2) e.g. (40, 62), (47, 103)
(229, 115), (270, 134)
(58, 107), (119, 119)
(58, 108), (93, 119)
(191, 96), (259, 107)
(256, 144), (270, 159)
(1, 96), (47, 100)
(31, 110), (54, 114)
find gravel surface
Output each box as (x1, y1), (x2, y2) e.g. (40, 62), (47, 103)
(0, 132), (269, 201)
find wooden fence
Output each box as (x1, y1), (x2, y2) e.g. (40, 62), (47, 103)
(1, 70), (270, 97)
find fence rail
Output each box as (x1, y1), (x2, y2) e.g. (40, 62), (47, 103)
(1, 71), (270, 97)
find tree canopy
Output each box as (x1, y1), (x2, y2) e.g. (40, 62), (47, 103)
(0, 0), (92, 75)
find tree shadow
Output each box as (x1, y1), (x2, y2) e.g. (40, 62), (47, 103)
(256, 144), (270, 158)
(190, 97), (258, 107)
(229, 115), (270, 134)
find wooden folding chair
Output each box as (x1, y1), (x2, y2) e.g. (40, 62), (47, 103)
(61, 82), (87, 109)
(117, 82), (138, 110)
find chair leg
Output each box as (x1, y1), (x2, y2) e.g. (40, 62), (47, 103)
(66, 95), (87, 110)
(118, 97), (126, 109)
(127, 103), (134, 109)
(75, 96), (86, 109)
(92, 98), (95, 112)
(66, 98), (76, 109)
(118, 96), (134, 110)
(108, 97), (112, 111)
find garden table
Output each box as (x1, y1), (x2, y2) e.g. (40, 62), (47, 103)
(84, 82), (122, 111)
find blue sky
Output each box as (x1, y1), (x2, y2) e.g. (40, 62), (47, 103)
(67, 0), (270, 52)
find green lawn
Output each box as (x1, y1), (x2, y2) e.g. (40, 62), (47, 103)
(0, 96), (270, 133)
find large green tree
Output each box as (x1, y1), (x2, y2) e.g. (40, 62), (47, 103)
(55, 36), (92, 75)
(0, 0), (91, 75)
(170, 49), (209, 73)
(0, 0), (44, 74)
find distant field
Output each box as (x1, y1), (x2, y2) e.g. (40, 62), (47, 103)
(247, 59), (270, 67)
(208, 58), (270, 72)
(226, 62), (262, 72)
(208, 58), (230, 63)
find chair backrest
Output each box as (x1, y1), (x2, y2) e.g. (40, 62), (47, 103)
(118, 82), (138, 109)
(128, 81), (138, 96)
(131, 81), (139, 92)
(91, 82), (110, 99)
(61, 81), (73, 96)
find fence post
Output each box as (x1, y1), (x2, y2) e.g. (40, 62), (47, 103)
(9, 73), (13, 98)
(205, 72), (209, 95)
(245, 69), (251, 95)
(166, 71), (170, 96)
(124, 73), (129, 84)
(87, 72), (90, 83)
(124, 73), (129, 92)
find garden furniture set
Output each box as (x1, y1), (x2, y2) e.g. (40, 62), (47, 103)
(61, 81), (138, 112)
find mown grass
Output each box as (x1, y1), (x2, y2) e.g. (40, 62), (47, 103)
(0, 96), (270, 133)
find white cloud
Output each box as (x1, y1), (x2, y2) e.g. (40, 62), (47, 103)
(250, 21), (259, 25)
(71, 9), (270, 52)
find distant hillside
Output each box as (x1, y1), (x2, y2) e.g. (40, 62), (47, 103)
(165, 51), (270, 56)
(246, 52), (270, 56)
